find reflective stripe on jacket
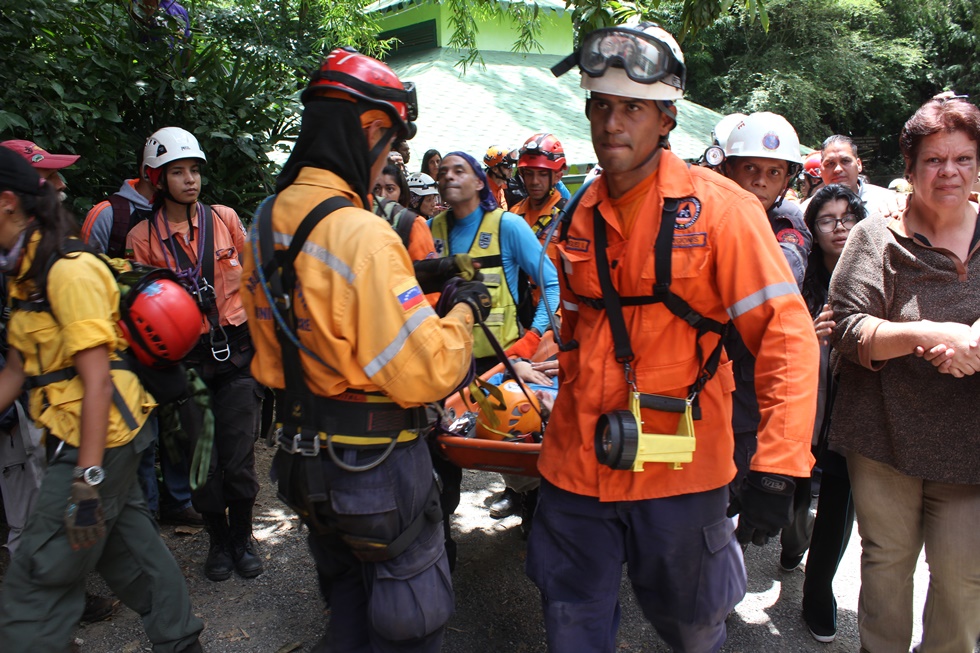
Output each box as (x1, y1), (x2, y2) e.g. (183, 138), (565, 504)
(542, 151), (818, 502)
(239, 167), (473, 406)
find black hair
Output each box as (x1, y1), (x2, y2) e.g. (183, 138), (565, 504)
(801, 183), (866, 316)
(378, 164), (410, 206)
(13, 184), (82, 292)
(821, 135), (858, 157)
(420, 149), (441, 176)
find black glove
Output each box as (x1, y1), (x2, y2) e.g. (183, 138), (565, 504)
(413, 254), (480, 294)
(452, 280), (492, 321)
(734, 471), (795, 547)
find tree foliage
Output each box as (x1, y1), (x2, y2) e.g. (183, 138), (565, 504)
(0, 0), (385, 220)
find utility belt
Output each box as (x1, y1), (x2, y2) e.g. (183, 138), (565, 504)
(274, 388), (428, 457)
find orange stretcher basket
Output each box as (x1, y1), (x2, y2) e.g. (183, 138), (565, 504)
(434, 333), (556, 478)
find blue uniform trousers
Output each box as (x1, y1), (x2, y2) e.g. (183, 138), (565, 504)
(526, 481), (745, 653)
(279, 437), (453, 653)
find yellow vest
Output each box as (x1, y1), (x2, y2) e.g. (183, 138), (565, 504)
(430, 208), (521, 358)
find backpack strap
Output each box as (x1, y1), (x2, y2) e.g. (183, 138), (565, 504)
(14, 243), (140, 430)
(106, 194), (152, 259)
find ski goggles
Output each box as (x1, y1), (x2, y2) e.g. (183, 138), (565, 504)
(553, 25), (685, 91)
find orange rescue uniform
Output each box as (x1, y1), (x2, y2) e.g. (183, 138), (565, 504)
(510, 189), (564, 269)
(126, 204), (247, 335)
(239, 167), (473, 405)
(542, 151), (818, 502)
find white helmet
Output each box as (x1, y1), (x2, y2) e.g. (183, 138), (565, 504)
(712, 113), (748, 151)
(407, 172), (439, 196)
(577, 22), (685, 101)
(143, 127), (207, 176)
(724, 112), (802, 167)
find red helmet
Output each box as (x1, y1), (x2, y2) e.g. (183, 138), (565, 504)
(117, 268), (203, 368)
(473, 379), (541, 442)
(303, 47), (418, 140)
(518, 133), (566, 171)
(804, 151), (822, 178)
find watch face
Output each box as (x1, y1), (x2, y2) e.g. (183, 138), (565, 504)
(83, 466), (105, 486)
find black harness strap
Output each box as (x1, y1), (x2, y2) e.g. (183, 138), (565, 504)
(24, 359), (139, 430)
(156, 205), (228, 359)
(258, 196), (351, 502)
(588, 200), (730, 414)
(592, 206), (634, 366)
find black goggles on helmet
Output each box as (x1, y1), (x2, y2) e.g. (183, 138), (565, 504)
(520, 139), (562, 161)
(551, 25), (685, 90)
(317, 71), (419, 123)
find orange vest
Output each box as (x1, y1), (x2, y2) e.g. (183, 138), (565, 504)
(541, 151), (818, 502)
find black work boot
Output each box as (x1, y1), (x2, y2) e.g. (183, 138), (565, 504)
(203, 512), (234, 581)
(228, 500), (264, 579)
(489, 487), (523, 519)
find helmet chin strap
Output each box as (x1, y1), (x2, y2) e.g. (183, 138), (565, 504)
(369, 124), (400, 173)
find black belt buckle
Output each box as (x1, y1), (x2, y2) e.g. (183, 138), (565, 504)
(278, 427), (321, 457)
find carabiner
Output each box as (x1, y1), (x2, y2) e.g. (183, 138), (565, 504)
(210, 325), (231, 362)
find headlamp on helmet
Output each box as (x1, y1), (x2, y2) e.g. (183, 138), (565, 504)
(518, 133), (567, 171)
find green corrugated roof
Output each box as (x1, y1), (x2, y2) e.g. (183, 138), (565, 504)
(366, 0), (566, 15)
(390, 47), (723, 167)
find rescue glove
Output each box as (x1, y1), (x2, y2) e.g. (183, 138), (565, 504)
(734, 471), (795, 547)
(451, 280), (493, 321)
(66, 480), (106, 550)
(413, 254), (480, 294)
(504, 329), (542, 359)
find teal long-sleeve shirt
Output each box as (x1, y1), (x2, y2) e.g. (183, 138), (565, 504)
(431, 207), (559, 335)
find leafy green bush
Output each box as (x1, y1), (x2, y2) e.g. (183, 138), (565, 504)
(0, 0), (310, 220)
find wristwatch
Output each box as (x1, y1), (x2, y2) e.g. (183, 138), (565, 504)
(73, 466), (105, 487)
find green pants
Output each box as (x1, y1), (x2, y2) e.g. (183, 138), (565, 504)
(0, 420), (203, 653)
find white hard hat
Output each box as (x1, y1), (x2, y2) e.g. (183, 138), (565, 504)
(712, 113), (748, 151)
(407, 172), (439, 196)
(578, 22), (685, 102)
(724, 112), (802, 166)
(143, 127), (207, 174)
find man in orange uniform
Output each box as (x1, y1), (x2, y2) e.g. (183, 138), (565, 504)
(240, 48), (487, 652)
(509, 132), (567, 270)
(531, 22), (819, 652)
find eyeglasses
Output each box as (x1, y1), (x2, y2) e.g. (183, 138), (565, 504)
(814, 215), (859, 233)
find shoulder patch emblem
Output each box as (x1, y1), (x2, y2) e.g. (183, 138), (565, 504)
(776, 228), (804, 246)
(393, 280), (425, 312)
(434, 238), (445, 255)
(672, 232), (707, 248)
(566, 237), (590, 252)
(478, 232), (493, 249)
(673, 198), (702, 230)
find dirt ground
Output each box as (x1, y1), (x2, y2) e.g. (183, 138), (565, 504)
(3, 442), (969, 653)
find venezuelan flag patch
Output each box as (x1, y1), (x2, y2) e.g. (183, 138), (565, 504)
(394, 281), (425, 312)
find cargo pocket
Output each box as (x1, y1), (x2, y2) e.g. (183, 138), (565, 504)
(694, 516), (745, 624)
(369, 521), (454, 641)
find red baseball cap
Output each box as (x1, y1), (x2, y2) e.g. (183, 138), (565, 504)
(1, 139), (80, 170)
